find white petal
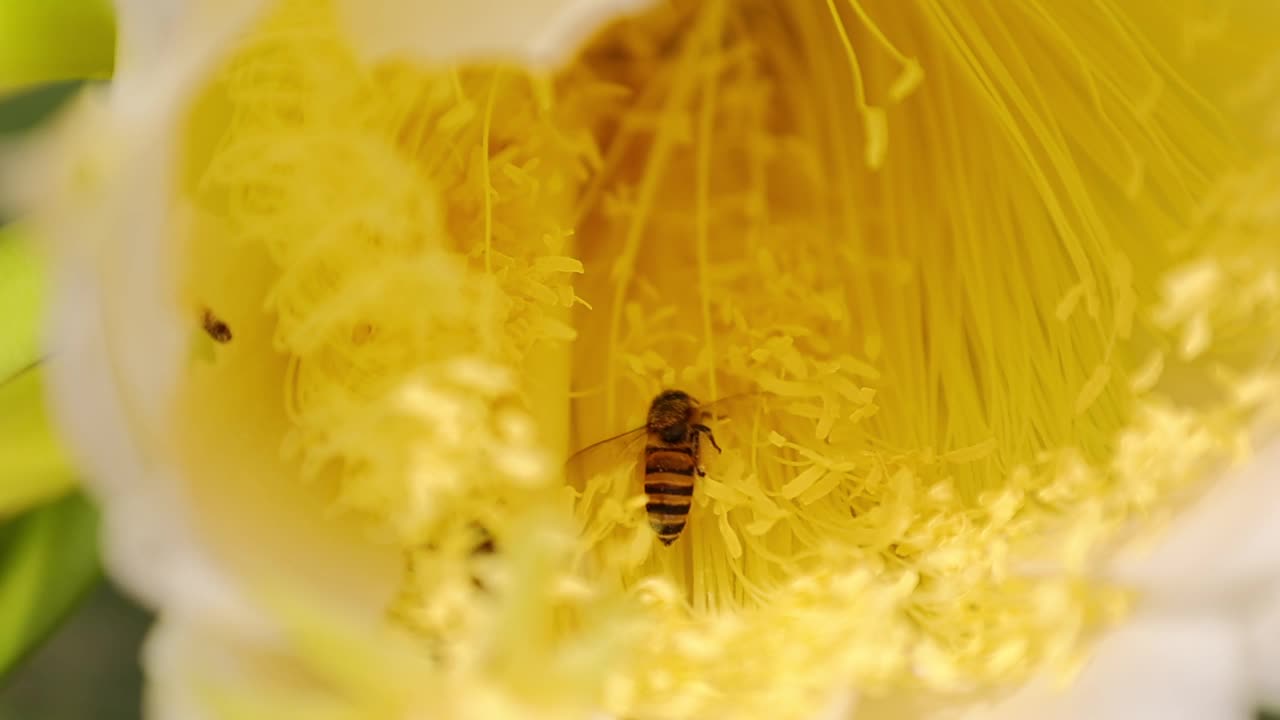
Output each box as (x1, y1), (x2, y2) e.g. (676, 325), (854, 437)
(110, 0), (188, 70)
(35, 0), (396, 633)
(110, 0), (268, 74)
(1244, 579), (1280, 709)
(143, 613), (313, 720)
(1111, 437), (1280, 605)
(34, 72), (210, 611)
(815, 688), (858, 720)
(957, 612), (1249, 720)
(42, 179), (267, 634)
(959, 438), (1280, 720)
(335, 0), (659, 69)
(39, 113), (398, 626)
(143, 617), (219, 720)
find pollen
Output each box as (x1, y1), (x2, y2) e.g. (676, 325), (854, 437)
(175, 0), (1280, 717)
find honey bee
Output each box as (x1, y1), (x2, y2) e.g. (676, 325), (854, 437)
(568, 389), (756, 545)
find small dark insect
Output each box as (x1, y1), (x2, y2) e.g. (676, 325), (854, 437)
(567, 389), (757, 546)
(470, 523), (496, 556)
(201, 308), (232, 343)
(416, 523), (499, 592)
(468, 523), (497, 592)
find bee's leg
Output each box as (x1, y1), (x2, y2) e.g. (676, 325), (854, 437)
(691, 431), (708, 477)
(692, 423), (721, 453)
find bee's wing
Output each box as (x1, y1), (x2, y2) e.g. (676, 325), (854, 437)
(698, 390), (772, 426)
(563, 424), (649, 487)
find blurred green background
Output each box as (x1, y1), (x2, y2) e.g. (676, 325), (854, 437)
(0, 81), (151, 720)
(0, 580), (149, 720)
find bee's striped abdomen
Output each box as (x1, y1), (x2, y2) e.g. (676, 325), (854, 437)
(644, 442), (697, 545)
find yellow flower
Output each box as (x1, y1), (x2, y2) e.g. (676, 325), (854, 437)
(9, 0), (1280, 718)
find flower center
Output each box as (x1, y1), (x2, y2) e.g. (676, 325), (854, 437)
(174, 0), (1280, 715)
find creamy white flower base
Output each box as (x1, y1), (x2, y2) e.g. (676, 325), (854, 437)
(16, 1), (1280, 719)
(31, 0), (248, 607)
(952, 437), (1280, 720)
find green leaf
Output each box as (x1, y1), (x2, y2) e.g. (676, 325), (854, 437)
(0, 492), (100, 678)
(0, 80), (84, 136)
(0, 0), (114, 96)
(0, 365), (76, 512)
(0, 229), (45, 382)
(0, 228), (76, 513)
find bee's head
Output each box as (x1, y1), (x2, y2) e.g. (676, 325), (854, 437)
(653, 388), (695, 407)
